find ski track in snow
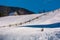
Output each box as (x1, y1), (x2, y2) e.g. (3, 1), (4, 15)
(0, 9), (60, 40)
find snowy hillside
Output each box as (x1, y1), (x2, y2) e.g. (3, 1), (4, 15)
(0, 9), (60, 40)
(0, 9), (60, 27)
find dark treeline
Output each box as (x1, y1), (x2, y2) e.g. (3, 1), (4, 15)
(0, 5), (35, 17)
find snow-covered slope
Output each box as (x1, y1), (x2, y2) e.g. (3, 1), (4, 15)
(0, 9), (60, 40)
(0, 27), (60, 40)
(0, 9), (60, 27)
(23, 9), (60, 25)
(0, 14), (43, 27)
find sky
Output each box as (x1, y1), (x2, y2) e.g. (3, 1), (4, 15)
(0, 0), (60, 13)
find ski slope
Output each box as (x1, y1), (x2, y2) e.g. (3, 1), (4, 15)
(0, 9), (60, 40)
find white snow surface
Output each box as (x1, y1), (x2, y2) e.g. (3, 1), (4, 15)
(0, 9), (60, 40)
(0, 9), (60, 27)
(0, 27), (60, 40)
